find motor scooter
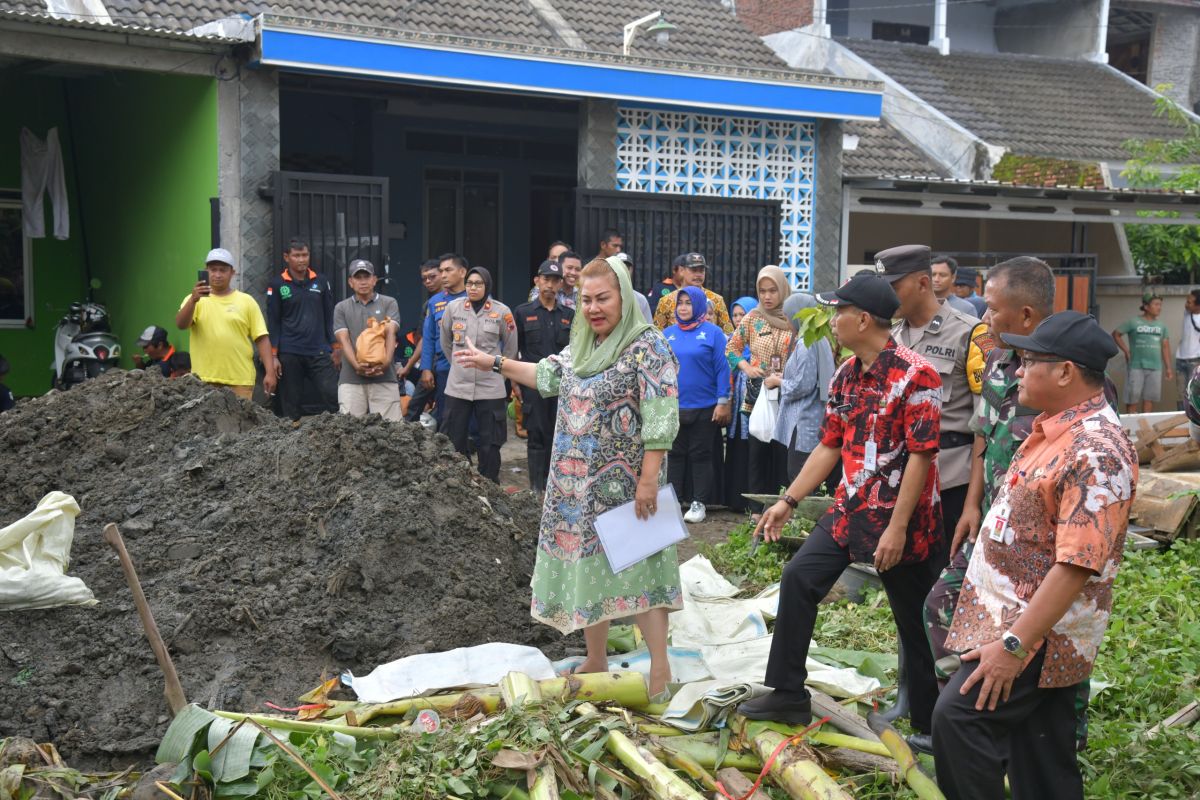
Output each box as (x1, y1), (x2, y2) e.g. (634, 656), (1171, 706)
(51, 301), (121, 389)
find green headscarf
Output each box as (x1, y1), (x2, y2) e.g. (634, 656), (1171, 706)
(570, 257), (655, 378)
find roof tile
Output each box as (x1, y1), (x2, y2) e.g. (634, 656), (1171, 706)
(840, 37), (1186, 162)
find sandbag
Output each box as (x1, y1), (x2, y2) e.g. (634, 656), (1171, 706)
(0, 491), (96, 611)
(355, 316), (391, 366)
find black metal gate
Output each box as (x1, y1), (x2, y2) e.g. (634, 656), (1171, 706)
(274, 172), (388, 300)
(575, 189), (781, 301)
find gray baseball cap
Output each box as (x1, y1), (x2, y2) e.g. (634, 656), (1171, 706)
(349, 259), (375, 276)
(205, 248), (235, 268)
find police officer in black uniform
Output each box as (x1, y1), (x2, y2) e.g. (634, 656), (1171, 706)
(515, 259), (575, 493)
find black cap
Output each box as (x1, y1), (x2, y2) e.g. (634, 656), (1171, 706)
(1000, 311), (1118, 372)
(349, 259), (374, 276)
(817, 272), (900, 319)
(537, 259), (564, 277)
(873, 244), (930, 283)
(683, 252), (707, 269)
(955, 267), (979, 287)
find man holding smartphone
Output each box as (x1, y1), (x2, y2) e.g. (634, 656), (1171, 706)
(175, 248), (275, 400)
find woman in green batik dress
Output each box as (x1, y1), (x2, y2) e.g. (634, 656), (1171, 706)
(453, 256), (682, 700)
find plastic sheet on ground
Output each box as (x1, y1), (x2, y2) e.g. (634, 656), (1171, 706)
(0, 491), (95, 611)
(669, 555), (880, 699)
(659, 679), (772, 731)
(553, 646), (712, 684)
(343, 643), (556, 702)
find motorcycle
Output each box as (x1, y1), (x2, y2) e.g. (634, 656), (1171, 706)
(52, 301), (121, 390)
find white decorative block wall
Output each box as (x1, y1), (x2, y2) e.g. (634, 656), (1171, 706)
(615, 106), (816, 289)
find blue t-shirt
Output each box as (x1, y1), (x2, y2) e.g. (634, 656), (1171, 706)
(0, 383), (13, 412)
(664, 321), (731, 409)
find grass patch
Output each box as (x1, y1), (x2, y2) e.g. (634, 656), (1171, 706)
(698, 519), (815, 594)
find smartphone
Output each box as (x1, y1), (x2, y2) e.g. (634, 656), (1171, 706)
(198, 269), (210, 285)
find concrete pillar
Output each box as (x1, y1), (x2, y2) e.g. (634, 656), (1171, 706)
(1148, 9), (1200, 111)
(577, 99), (617, 190)
(235, 67), (280, 294)
(812, 118), (843, 293)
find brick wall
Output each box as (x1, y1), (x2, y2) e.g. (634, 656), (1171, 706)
(735, 0), (813, 37)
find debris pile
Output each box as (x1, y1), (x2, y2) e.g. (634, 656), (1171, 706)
(0, 370), (557, 768)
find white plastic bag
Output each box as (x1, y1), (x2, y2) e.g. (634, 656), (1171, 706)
(0, 491), (96, 611)
(748, 386), (779, 443)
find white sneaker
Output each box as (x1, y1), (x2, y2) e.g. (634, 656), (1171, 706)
(684, 502), (706, 523)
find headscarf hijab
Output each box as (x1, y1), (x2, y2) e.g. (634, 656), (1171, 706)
(674, 285), (709, 331)
(752, 265), (793, 332)
(731, 296), (758, 316)
(570, 257), (655, 378)
(466, 266), (492, 313)
(783, 292), (835, 402)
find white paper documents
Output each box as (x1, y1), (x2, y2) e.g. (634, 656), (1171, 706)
(594, 485), (688, 573)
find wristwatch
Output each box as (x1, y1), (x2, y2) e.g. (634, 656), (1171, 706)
(1001, 631), (1027, 660)
(780, 494), (799, 509)
(492, 355), (505, 373)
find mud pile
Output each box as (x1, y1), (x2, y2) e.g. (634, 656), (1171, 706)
(0, 370), (558, 767)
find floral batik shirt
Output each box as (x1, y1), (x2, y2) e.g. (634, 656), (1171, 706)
(948, 393), (1137, 688)
(819, 338), (943, 564)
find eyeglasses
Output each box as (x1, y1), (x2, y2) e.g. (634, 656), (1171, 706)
(1019, 355), (1064, 368)
(465, 280), (487, 288)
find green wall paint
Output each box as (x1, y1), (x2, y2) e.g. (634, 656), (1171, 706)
(0, 75), (89, 396)
(0, 69), (217, 397)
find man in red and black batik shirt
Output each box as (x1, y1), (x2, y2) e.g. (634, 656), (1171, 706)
(739, 272), (944, 734)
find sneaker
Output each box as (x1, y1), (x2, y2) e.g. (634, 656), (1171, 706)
(684, 502), (706, 523)
(737, 690), (812, 725)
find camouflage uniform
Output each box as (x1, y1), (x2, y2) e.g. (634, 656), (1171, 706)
(1187, 362), (1200, 429)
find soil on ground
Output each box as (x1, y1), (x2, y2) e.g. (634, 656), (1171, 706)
(0, 371), (563, 769)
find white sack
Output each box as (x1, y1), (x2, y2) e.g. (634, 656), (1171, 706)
(0, 491), (95, 611)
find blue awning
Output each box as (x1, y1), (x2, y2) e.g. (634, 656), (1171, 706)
(259, 27), (882, 121)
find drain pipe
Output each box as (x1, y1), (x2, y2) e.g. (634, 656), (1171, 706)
(931, 0), (949, 55)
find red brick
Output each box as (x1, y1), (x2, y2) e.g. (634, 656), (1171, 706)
(735, 0), (814, 37)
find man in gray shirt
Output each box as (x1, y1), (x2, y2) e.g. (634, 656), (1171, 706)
(332, 260), (401, 421)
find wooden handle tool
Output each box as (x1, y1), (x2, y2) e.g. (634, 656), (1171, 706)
(103, 523), (187, 715)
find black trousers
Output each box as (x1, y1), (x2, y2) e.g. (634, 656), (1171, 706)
(723, 437), (749, 512)
(277, 353), (338, 419)
(668, 406), (717, 505)
(785, 434), (842, 496)
(443, 396), (506, 482)
(933, 650), (1083, 800)
(764, 514), (940, 733)
(521, 386), (558, 492)
(405, 377), (435, 422)
(748, 437), (788, 513)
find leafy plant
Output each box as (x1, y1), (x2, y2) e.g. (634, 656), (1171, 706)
(699, 520), (814, 593)
(1122, 85), (1200, 285)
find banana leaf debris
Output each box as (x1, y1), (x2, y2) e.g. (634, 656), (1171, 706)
(140, 663), (944, 800)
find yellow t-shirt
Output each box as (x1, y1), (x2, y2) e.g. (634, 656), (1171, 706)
(180, 291), (268, 386)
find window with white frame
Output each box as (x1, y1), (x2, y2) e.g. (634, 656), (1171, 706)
(0, 199), (31, 327)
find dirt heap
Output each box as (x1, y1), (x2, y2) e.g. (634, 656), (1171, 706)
(0, 370), (560, 767)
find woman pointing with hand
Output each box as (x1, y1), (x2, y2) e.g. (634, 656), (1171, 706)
(454, 256), (682, 700)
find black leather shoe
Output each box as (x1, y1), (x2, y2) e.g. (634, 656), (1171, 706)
(907, 733), (934, 756)
(737, 691), (812, 725)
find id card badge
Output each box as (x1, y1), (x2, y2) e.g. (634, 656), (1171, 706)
(863, 440), (877, 472)
(990, 516), (1007, 543)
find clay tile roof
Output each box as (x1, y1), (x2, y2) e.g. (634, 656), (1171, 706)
(843, 119), (948, 179)
(839, 37), (1188, 162)
(0, 0), (788, 72)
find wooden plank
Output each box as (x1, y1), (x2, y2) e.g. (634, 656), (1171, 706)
(1151, 439), (1200, 472)
(1148, 700), (1199, 739)
(1132, 474), (1200, 539)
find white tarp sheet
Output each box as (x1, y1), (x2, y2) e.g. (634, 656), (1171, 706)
(0, 491), (95, 611)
